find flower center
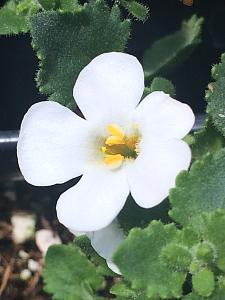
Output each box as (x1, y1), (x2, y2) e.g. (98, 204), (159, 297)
(101, 124), (140, 169)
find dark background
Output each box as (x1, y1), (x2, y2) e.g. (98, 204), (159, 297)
(0, 0), (225, 130)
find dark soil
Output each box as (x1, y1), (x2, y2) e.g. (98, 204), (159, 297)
(0, 180), (74, 300)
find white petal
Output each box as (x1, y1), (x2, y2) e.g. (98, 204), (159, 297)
(127, 139), (191, 208)
(17, 101), (89, 186)
(134, 91), (195, 141)
(73, 52), (144, 121)
(89, 219), (125, 261)
(56, 167), (129, 231)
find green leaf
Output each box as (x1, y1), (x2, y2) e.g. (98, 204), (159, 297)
(149, 77), (176, 97)
(43, 244), (104, 300)
(192, 268), (215, 297)
(120, 0), (149, 22)
(110, 282), (137, 298)
(195, 242), (215, 264)
(207, 54), (225, 137)
(200, 209), (225, 272)
(59, 0), (82, 11)
(37, 0), (60, 10)
(16, 0), (41, 16)
(160, 243), (192, 272)
(74, 235), (114, 276)
(113, 221), (186, 299)
(169, 149), (225, 227)
(110, 281), (148, 299)
(184, 281), (225, 300)
(0, 0), (29, 35)
(189, 119), (225, 161)
(30, 0), (130, 109)
(143, 15), (203, 80)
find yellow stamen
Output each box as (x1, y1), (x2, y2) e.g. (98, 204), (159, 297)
(104, 154), (124, 169)
(101, 123), (140, 169)
(101, 146), (107, 153)
(105, 135), (125, 146)
(107, 124), (125, 139)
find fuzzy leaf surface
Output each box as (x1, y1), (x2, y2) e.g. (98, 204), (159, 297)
(207, 54), (225, 137)
(200, 210), (225, 272)
(189, 119), (225, 161)
(149, 77), (176, 97)
(30, 0), (130, 109)
(0, 0), (29, 35)
(170, 149), (225, 227)
(43, 244), (104, 300)
(120, 0), (149, 21)
(192, 268), (215, 297)
(143, 15), (203, 80)
(184, 282), (225, 299)
(113, 221), (186, 299)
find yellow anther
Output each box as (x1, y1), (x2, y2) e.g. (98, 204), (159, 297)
(107, 124), (125, 139)
(105, 135), (125, 146)
(104, 154), (124, 169)
(101, 146), (107, 153)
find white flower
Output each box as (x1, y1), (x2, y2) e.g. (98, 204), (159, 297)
(17, 52), (195, 232)
(72, 219), (125, 274)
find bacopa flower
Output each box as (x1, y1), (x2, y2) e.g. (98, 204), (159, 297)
(17, 52), (195, 232)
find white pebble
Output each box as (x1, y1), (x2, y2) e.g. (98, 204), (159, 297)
(11, 212), (36, 244)
(28, 259), (40, 272)
(18, 250), (29, 260)
(35, 229), (62, 256)
(20, 269), (31, 281)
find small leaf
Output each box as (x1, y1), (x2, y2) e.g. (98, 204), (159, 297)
(189, 119), (225, 161)
(207, 54), (225, 137)
(184, 282), (225, 299)
(169, 149), (225, 227)
(111, 282), (148, 300)
(160, 243), (192, 272)
(149, 77), (176, 97)
(110, 282), (136, 298)
(30, 0), (130, 109)
(59, 0), (82, 11)
(0, 0), (29, 35)
(113, 221), (185, 299)
(74, 235), (114, 276)
(120, 0), (149, 22)
(38, 0), (60, 10)
(195, 242), (215, 264)
(201, 209), (225, 272)
(43, 244), (104, 300)
(192, 269), (215, 297)
(143, 15), (203, 80)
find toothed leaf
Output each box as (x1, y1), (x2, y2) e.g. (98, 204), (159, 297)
(43, 245), (104, 300)
(113, 221), (186, 299)
(207, 54), (225, 137)
(30, 0), (130, 109)
(0, 0), (29, 35)
(170, 149), (225, 227)
(189, 119), (225, 161)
